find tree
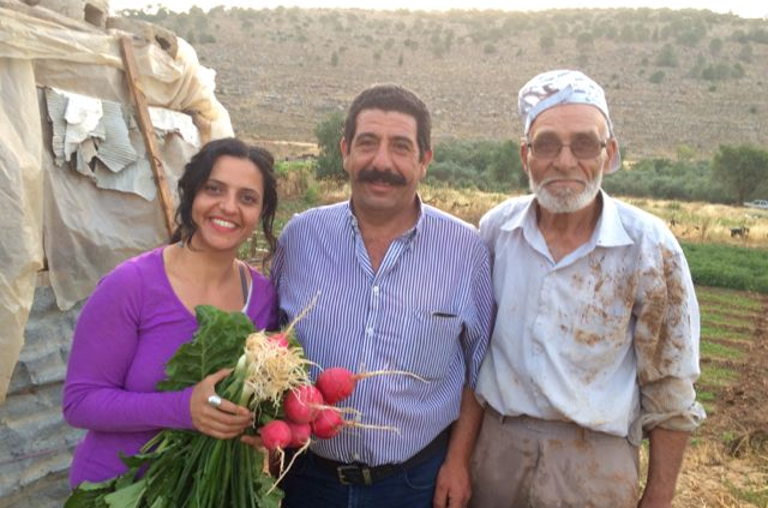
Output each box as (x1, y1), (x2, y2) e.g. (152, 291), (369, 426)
(712, 145), (768, 204)
(539, 34), (555, 53)
(655, 44), (678, 67)
(314, 112), (345, 180)
(488, 140), (525, 189)
(649, 70), (665, 84)
(709, 37), (723, 55)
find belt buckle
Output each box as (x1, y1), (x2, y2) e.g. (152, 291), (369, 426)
(337, 464), (373, 485)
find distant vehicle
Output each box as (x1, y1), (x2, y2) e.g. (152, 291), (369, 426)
(743, 199), (768, 209)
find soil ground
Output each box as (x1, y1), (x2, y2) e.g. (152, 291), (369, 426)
(673, 290), (768, 507)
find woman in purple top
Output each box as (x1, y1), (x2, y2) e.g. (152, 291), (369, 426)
(63, 138), (279, 487)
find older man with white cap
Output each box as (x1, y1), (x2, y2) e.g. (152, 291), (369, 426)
(469, 70), (705, 507)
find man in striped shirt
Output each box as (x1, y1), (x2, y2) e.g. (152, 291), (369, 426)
(272, 84), (495, 508)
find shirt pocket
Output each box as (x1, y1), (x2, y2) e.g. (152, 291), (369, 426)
(397, 309), (463, 381)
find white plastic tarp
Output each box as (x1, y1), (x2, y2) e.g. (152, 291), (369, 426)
(0, 5), (234, 138)
(44, 88), (198, 203)
(0, 58), (44, 403)
(42, 115), (197, 311)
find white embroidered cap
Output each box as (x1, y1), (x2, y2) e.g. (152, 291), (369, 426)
(518, 69), (621, 173)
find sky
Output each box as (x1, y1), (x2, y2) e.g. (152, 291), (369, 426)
(109, 0), (767, 19)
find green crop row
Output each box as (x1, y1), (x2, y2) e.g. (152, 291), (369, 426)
(681, 242), (768, 293)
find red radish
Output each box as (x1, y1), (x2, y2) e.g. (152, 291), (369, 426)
(287, 422), (312, 448)
(283, 385), (325, 424)
(268, 333), (289, 348)
(260, 420), (292, 451)
(316, 367), (428, 404)
(311, 408), (401, 440)
(316, 368), (356, 404)
(311, 409), (345, 439)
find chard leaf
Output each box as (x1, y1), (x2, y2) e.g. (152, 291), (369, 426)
(103, 478), (146, 508)
(71, 479), (116, 492)
(63, 480), (114, 508)
(255, 469), (283, 508)
(157, 305), (255, 391)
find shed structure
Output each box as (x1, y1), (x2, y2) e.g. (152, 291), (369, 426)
(0, 1), (233, 504)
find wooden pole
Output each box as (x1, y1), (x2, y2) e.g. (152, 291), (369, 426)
(119, 36), (175, 238)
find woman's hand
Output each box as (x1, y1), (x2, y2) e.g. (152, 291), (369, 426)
(190, 368), (252, 439)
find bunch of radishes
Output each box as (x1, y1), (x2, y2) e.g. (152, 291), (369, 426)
(259, 367), (376, 453)
(251, 296), (425, 491)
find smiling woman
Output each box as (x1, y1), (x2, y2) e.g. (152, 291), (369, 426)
(62, 138), (280, 488)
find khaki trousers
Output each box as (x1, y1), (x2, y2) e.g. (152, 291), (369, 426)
(470, 407), (639, 508)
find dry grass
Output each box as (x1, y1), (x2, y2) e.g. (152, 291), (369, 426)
(671, 438), (768, 507)
(624, 198), (768, 249)
(310, 181), (768, 251)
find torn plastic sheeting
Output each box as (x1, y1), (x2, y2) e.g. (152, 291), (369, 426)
(42, 130), (198, 310)
(148, 107), (200, 149)
(62, 90), (103, 162)
(94, 157), (156, 202)
(46, 87), (156, 200)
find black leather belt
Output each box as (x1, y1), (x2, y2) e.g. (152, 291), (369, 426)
(309, 428), (450, 485)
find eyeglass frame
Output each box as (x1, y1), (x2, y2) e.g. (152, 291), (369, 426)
(525, 134), (609, 160)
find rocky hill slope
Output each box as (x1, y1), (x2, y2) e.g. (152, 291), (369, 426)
(138, 6), (768, 159)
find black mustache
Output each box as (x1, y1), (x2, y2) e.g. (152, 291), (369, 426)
(357, 168), (407, 186)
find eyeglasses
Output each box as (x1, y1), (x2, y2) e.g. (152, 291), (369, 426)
(527, 133), (607, 160)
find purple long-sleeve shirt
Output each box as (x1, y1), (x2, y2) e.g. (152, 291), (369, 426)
(62, 247), (278, 487)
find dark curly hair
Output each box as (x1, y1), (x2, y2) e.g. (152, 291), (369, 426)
(343, 83), (431, 161)
(170, 138), (277, 261)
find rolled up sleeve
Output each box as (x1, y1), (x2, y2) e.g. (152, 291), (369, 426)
(631, 247), (706, 442)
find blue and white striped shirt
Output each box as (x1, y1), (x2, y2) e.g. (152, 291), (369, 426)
(272, 200), (495, 466)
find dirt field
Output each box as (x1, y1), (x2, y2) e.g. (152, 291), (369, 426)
(673, 289), (768, 507)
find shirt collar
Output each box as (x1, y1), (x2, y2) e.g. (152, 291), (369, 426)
(500, 191), (633, 248)
(345, 195), (425, 240)
(593, 190), (634, 248)
(500, 195), (536, 233)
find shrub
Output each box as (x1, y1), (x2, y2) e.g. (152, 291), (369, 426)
(649, 70), (665, 83)
(314, 112), (345, 180)
(655, 44), (678, 67)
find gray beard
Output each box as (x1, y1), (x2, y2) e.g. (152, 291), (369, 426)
(530, 171), (603, 214)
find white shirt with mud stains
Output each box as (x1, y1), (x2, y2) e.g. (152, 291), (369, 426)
(475, 191), (706, 445)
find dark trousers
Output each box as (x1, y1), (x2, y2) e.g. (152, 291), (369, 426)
(281, 444), (448, 508)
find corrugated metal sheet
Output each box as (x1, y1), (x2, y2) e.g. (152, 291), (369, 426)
(96, 100), (138, 173)
(44, 88), (67, 166)
(0, 286), (84, 506)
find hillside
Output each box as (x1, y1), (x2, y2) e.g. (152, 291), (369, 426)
(130, 6), (768, 159)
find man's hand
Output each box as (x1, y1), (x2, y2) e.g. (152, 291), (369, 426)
(433, 388), (484, 508)
(433, 458), (472, 508)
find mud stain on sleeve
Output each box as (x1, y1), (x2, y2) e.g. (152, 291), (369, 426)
(634, 247), (691, 386)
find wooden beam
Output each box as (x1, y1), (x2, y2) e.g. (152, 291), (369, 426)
(119, 36), (175, 238)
